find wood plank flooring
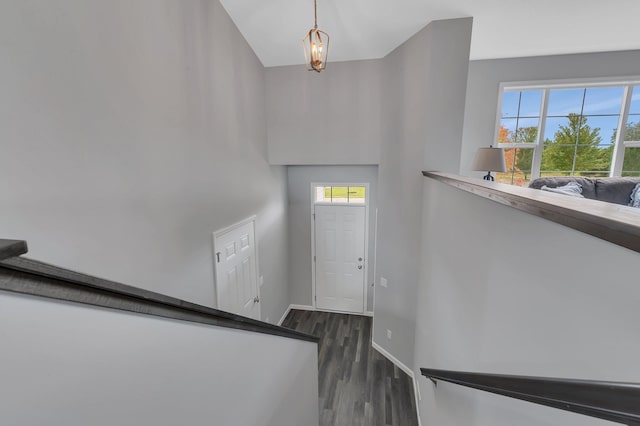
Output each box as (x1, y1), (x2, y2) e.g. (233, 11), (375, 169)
(282, 310), (419, 426)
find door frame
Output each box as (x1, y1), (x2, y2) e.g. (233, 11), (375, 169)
(212, 215), (261, 319)
(310, 182), (370, 314)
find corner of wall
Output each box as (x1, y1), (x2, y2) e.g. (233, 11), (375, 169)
(374, 16), (474, 372)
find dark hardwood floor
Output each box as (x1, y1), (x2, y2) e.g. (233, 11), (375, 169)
(281, 310), (419, 426)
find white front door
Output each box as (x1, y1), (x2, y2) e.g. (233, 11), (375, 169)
(315, 205), (366, 313)
(214, 220), (260, 320)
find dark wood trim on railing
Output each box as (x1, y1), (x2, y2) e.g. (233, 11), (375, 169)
(423, 171), (640, 254)
(0, 256), (318, 344)
(0, 239), (28, 261)
(421, 368), (640, 425)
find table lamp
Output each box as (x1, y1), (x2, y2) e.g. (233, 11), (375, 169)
(472, 146), (507, 181)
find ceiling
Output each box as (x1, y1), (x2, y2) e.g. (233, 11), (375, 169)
(219, 0), (640, 68)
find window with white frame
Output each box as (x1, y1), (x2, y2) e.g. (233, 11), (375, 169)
(314, 186), (366, 204)
(495, 81), (640, 186)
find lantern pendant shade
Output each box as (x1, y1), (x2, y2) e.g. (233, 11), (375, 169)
(302, 0), (329, 72)
(303, 28), (329, 72)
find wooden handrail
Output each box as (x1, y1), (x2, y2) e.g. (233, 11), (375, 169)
(423, 172), (640, 254)
(0, 239), (28, 261)
(0, 255), (317, 344)
(421, 368), (640, 425)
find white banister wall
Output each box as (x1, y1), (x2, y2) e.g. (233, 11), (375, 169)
(0, 292), (319, 426)
(414, 177), (640, 425)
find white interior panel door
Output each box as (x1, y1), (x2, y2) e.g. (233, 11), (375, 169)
(315, 205), (365, 313)
(214, 221), (260, 320)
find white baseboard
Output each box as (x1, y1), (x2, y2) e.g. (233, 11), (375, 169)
(372, 341), (422, 426)
(277, 304), (314, 326)
(289, 304), (315, 311)
(277, 305), (292, 326)
(414, 377), (422, 426)
(372, 341), (413, 377)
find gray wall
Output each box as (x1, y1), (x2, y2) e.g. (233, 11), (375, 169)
(266, 60), (383, 165)
(374, 18), (473, 368)
(461, 49), (640, 178)
(0, 291), (319, 426)
(287, 165), (378, 311)
(415, 178), (640, 425)
(413, 46), (640, 426)
(269, 17), (474, 371)
(0, 0), (289, 322)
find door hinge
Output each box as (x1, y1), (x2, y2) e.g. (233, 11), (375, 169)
(216, 252), (221, 263)
(312, 213), (316, 220)
(314, 255), (316, 262)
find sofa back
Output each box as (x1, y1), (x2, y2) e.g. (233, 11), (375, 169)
(529, 177), (640, 205)
(529, 177), (597, 199)
(595, 178), (640, 204)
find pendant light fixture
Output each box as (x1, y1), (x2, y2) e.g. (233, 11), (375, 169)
(302, 0), (329, 73)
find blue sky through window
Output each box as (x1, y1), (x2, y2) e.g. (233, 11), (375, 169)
(630, 86), (640, 115)
(586, 115), (619, 145)
(543, 117), (569, 142)
(547, 89), (584, 116)
(547, 87), (624, 116)
(582, 87), (624, 115)
(546, 87), (623, 144)
(501, 90), (542, 118)
(497, 83), (640, 184)
(505, 86), (626, 144)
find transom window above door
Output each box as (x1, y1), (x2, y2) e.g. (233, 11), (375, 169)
(314, 186), (366, 204)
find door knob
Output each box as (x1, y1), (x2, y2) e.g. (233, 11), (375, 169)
(358, 257), (363, 261)
(358, 265), (363, 270)
(254, 296), (260, 303)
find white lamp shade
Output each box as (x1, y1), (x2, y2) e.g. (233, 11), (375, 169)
(472, 147), (507, 172)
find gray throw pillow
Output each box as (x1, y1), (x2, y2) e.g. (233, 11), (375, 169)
(629, 183), (640, 208)
(541, 182), (584, 198)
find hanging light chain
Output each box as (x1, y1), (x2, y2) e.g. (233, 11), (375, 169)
(314, 0), (318, 29)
